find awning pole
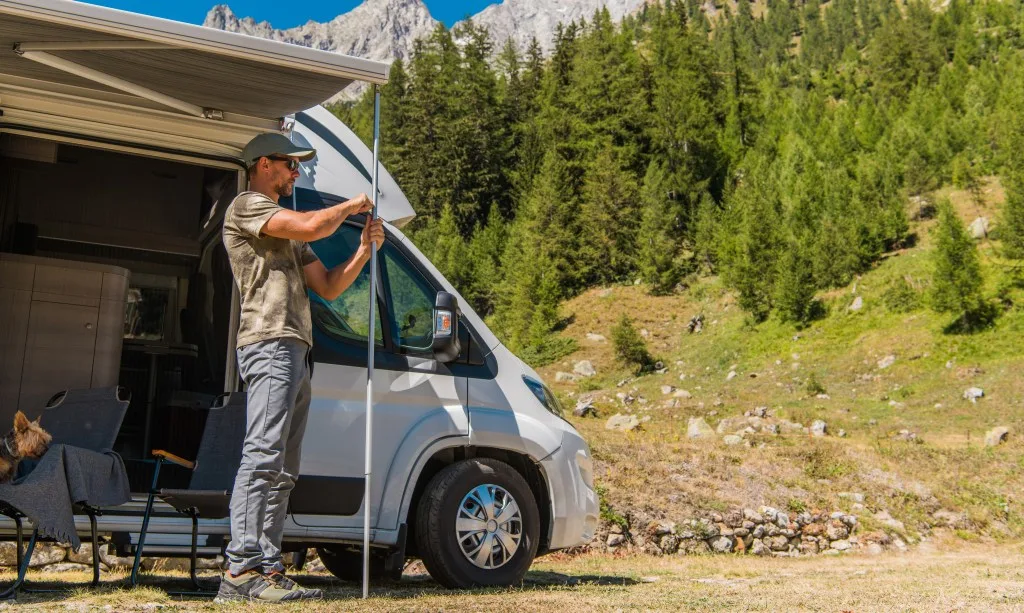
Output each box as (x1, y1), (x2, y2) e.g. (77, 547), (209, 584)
(362, 84), (381, 600)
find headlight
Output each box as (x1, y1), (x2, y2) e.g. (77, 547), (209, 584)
(522, 376), (566, 419)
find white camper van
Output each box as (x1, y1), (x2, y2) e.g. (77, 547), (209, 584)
(0, 0), (597, 588)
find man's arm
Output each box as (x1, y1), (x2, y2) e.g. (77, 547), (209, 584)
(261, 193), (372, 242)
(304, 219), (385, 301)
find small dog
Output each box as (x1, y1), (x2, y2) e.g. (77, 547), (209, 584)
(0, 411), (52, 483)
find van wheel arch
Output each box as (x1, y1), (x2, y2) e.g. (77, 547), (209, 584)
(404, 446), (551, 559)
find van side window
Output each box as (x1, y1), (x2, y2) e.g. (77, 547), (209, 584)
(306, 223), (383, 346)
(381, 245), (434, 353)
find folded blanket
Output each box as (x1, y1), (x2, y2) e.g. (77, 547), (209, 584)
(0, 444), (130, 549)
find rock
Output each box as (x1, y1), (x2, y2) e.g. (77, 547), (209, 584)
(726, 370), (737, 381)
(658, 535), (680, 554)
(708, 536), (734, 553)
(866, 543), (884, 555)
(848, 296), (863, 312)
(574, 360), (597, 377)
(555, 372), (577, 383)
(678, 538), (711, 554)
(798, 539), (820, 555)
(716, 416), (750, 435)
(837, 429), (847, 438)
(775, 512), (790, 528)
(661, 385), (675, 395)
(830, 539), (852, 551)
(874, 510), (905, 532)
(802, 523), (826, 537)
(649, 521), (676, 536)
(968, 216), (989, 239)
(825, 521), (850, 541)
(750, 539), (769, 556)
(67, 543), (106, 566)
(838, 492), (865, 504)
(752, 524), (766, 539)
(963, 387), (984, 403)
(46, 563), (92, 573)
(0, 542), (18, 567)
(674, 389), (692, 399)
(743, 508), (764, 524)
(723, 434), (744, 446)
(100, 548), (136, 570)
(29, 544), (66, 567)
(932, 510), (969, 529)
(585, 333), (607, 343)
(766, 535), (789, 551)
(687, 417), (716, 440)
(985, 426), (1009, 446)
(878, 355), (896, 369)
(894, 429), (918, 443)
(810, 420), (828, 437)
(607, 533), (626, 548)
(816, 393), (831, 400)
(605, 414), (641, 432)
(573, 399), (597, 418)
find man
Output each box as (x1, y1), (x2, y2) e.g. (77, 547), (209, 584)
(216, 132), (384, 603)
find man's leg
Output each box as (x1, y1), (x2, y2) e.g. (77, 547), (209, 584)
(224, 339), (305, 576)
(260, 341), (312, 574)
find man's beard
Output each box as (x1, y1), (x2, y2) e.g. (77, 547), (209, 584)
(276, 180), (294, 198)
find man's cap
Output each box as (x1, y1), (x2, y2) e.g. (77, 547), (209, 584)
(242, 133), (316, 165)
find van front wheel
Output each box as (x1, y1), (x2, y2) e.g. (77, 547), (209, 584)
(415, 458), (540, 588)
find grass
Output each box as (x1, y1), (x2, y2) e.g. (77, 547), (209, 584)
(4, 541), (1024, 610)
(538, 178), (1024, 542)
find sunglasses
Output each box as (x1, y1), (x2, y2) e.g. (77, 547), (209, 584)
(266, 155), (300, 171)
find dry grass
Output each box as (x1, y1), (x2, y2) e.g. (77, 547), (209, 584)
(3, 541), (1024, 611)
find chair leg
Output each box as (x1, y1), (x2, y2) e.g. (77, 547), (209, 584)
(189, 513), (201, 590)
(0, 529), (38, 600)
(89, 512), (100, 587)
(130, 458), (164, 587)
(14, 516), (23, 575)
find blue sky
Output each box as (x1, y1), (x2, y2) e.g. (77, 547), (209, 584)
(81, 1), (495, 29)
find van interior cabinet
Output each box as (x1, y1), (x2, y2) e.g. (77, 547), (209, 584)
(0, 254), (129, 419)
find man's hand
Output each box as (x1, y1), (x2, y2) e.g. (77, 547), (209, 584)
(361, 218), (385, 253)
(345, 193), (373, 217)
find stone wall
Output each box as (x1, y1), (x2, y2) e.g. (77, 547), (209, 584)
(584, 506), (906, 557)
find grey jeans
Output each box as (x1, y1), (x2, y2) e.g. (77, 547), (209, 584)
(225, 338), (311, 575)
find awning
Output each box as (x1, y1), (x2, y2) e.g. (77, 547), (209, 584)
(0, 0), (390, 122)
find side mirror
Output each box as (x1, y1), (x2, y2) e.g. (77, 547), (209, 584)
(432, 291), (462, 363)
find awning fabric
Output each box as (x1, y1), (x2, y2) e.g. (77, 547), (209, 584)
(0, 0), (390, 121)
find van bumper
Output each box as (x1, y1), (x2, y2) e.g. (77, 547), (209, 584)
(541, 428), (598, 551)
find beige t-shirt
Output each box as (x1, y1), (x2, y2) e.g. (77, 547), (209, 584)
(222, 191), (320, 348)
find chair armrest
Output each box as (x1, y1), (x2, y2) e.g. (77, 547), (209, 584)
(152, 449), (195, 470)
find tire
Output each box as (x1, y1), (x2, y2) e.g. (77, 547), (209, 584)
(315, 545), (401, 583)
(415, 458), (540, 589)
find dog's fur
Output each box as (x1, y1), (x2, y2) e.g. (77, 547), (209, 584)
(0, 411), (52, 483)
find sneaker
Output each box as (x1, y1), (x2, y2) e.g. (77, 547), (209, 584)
(213, 569), (310, 603)
(264, 570), (324, 599)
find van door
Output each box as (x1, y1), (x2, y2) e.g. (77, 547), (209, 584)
(289, 196), (469, 531)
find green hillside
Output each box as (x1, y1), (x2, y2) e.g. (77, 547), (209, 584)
(544, 178), (1024, 543)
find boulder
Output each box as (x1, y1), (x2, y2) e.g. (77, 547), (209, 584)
(766, 535), (789, 551)
(46, 563), (92, 573)
(585, 333), (607, 343)
(985, 426), (1009, 447)
(968, 217), (989, 239)
(605, 414), (641, 432)
(28, 544), (66, 567)
(687, 417), (716, 440)
(877, 355), (896, 369)
(661, 385), (675, 395)
(708, 536), (734, 553)
(750, 539), (769, 556)
(555, 372), (577, 383)
(573, 399), (597, 418)
(743, 508), (764, 524)
(830, 539), (852, 551)
(0, 542), (17, 567)
(825, 521), (850, 541)
(726, 370), (737, 381)
(848, 296), (863, 312)
(963, 387), (984, 403)
(574, 361), (597, 377)
(874, 510), (905, 532)
(723, 434), (744, 446)
(674, 389), (693, 399)
(607, 533), (626, 548)
(810, 420), (828, 437)
(716, 416), (750, 435)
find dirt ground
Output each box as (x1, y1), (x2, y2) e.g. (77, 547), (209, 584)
(3, 540), (1023, 611)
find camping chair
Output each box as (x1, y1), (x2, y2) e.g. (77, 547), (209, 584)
(0, 386), (130, 598)
(129, 392), (246, 593)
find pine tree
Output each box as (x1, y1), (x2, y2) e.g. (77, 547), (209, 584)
(773, 237), (818, 325)
(930, 200), (984, 327)
(579, 141), (641, 285)
(637, 160), (684, 293)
